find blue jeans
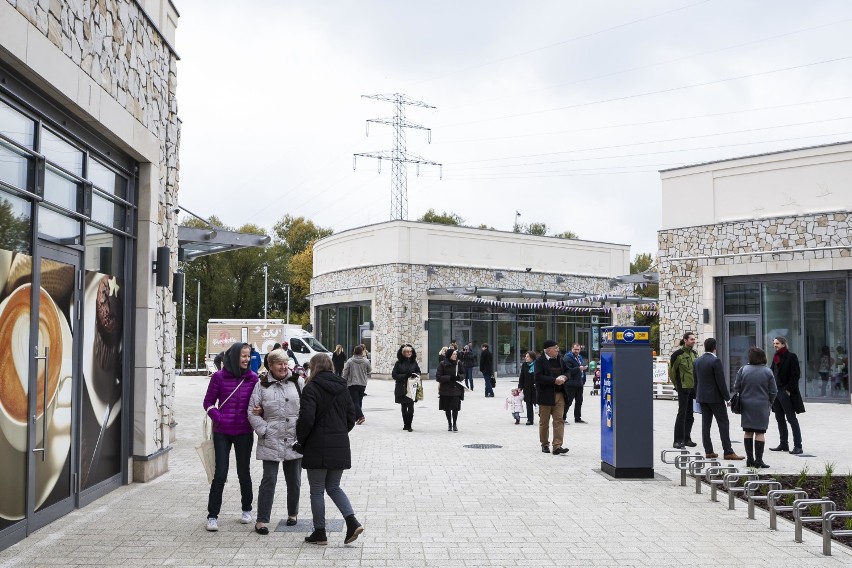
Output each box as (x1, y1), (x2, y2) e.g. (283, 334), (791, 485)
(773, 389), (802, 448)
(483, 372), (494, 396)
(306, 468), (354, 529)
(464, 367), (474, 389)
(207, 432), (254, 519)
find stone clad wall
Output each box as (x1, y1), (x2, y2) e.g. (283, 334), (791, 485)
(9, 0), (180, 456)
(658, 211), (852, 353)
(312, 264), (631, 374)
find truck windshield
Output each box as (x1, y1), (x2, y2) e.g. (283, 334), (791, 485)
(303, 336), (329, 352)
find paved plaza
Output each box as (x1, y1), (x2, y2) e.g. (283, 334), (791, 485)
(2, 375), (852, 567)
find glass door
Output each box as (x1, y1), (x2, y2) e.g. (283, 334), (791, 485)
(518, 327), (535, 358)
(27, 245), (80, 532)
(724, 316), (761, 390)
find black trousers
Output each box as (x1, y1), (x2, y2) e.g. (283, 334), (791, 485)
(348, 385), (366, 419)
(673, 388), (695, 444)
(524, 396), (535, 424)
(207, 432), (254, 519)
(562, 385), (583, 421)
(699, 402), (733, 455)
(400, 401), (414, 427)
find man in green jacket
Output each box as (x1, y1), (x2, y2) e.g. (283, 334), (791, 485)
(669, 332), (698, 449)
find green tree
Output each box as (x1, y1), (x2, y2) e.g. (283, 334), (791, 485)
(526, 222), (549, 236)
(418, 209), (464, 225)
(288, 241), (315, 325)
(0, 197), (30, 253)
(272, 214), (333, 256)
(630, 252), (659, 353)
(554, 230), (579, 239)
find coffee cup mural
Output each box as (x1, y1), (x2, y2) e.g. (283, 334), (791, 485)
(0, 284), (71, 453)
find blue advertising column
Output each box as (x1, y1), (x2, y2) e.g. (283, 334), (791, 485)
(600, 326), (653, 478)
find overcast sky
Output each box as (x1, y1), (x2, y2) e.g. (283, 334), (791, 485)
(174, 0), (852, 257)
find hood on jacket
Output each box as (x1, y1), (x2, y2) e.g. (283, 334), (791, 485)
(396, 344), (417, 361)
(350, 355), (370, 368)
(311, 370), (348, 396)
(223, 342), (249, 377)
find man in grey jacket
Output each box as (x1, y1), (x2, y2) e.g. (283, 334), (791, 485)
(343, 345), (371, 425)
(694, 337), (744, 461)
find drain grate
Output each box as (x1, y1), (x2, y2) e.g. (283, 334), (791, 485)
(463, 443), (502, 449)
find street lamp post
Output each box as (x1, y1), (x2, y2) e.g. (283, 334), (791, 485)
(513, 211), (521, 232)
(263, 264), (268, 319)
(284, 284), (290, 325)
(195, 279), (200, 371)
(180, 274), (186, 375)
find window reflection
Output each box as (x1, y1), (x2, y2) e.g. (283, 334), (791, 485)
(0, 191), (31, 253)
(0, 99), (34, 149)
(41, 129), (82, 177)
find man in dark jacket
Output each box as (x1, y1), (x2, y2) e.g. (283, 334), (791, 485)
(461, 345), (477, 390)
(562, 343), (587, 424)
(479, 343), (495, 397)
(769, 336), (805, 454)
(694, 337), (743, 460)
(669, 332), (698, 449)
(534, 340), (569, 455)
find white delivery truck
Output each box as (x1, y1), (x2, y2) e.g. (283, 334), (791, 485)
(206, 319), (329, 369)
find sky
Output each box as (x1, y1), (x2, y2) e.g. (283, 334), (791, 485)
(174, 0), (852, 257)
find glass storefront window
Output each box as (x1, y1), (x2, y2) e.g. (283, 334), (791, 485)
(43, 167), (79, 212)
(0, 191), (31, 253)
(41, 129), (82, 177)
(90, 192), (126, 230)
(0, 139), (30, 190)
(37, 206), (80, 244)
(88, 159), (127, 200)
(0, 99), (34, 149)
(724, 283), (760, 315)
(803, 279), (848, 400)
(762, 281), (801, 354)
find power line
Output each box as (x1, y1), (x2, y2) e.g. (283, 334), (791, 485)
(407, 0), (712, 87)
(438, 55), (852, 129)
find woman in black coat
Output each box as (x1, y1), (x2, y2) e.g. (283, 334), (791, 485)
(436, 349), (465, 431)
(517, 350), (537, 426)
(294, 355), (363, 546)
(331, 345), (346, 375)
(392, 344), (421, 432)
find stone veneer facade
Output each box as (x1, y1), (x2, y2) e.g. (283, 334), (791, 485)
(312, 264), (632, 375)
(658, 211), (852, 353)
(6, 0), (180, 478)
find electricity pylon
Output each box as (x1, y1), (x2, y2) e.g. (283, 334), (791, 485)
(353, 93), (442, 220)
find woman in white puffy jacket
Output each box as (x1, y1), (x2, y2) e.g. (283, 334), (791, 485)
(248, 349), (305, 534)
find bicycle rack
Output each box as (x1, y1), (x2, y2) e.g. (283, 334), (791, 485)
(722, 472), (759, 510)
(705, 465), (738, 503)
(673, 453), (703, 487)
(767, 489), (807, 530)
(822, 511), (852, 556)
(792, 498), (836, 543)
(744, 480), (782, 520)
(688, 459), (720, 494)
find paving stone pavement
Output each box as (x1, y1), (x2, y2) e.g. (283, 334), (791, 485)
(1, 376), (851, 567)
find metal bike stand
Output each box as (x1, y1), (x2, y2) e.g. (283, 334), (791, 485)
(722, 472), (759, 510)
(744, 480), (782, 520)
(822, 511), (852, 556)
(792, 498), (836, 543)
(767, 489), (807, 530)
(688, 459), (720, 494)
(660, 448), (689, 465)
(706, 465), (739, 503)
(673, 453), (703, 487)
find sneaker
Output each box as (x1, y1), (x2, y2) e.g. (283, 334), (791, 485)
(206, 518), (218, 532)
(240, 511), (252, 524)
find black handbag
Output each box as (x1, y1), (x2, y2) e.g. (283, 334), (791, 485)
(730, 393), (742, 414)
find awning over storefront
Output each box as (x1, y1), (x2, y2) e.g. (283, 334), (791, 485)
(178, 226), (270, 261)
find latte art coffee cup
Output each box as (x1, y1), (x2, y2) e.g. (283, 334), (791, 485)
(0, 284), (64, 452)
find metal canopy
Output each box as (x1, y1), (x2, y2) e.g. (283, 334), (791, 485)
(178, 225), (271, 261)
(427, 287), (657, 304)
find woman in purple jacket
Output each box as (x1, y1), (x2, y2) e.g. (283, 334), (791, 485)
(203, 342), (259, 531)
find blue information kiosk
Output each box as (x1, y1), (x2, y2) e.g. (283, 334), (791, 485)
(600, 326), (654, 478)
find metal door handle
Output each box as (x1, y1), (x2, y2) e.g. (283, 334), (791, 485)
(32, 346), (49, 461)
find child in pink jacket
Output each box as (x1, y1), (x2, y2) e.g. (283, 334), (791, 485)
(505, 388), (525, 424)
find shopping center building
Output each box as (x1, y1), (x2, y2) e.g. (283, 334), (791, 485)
(658, 141), (852, 404)
(0, 0), (181, 549)
(310, 221), (643, 378)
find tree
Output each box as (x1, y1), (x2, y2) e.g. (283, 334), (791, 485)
(272, 214), (333, 256)
(418, 209), (464, 225)
(554, 230), (579, 239)
(526, 222), (548, 236)
(630, 252), (659, 353)
(0, 197), (30, 253)
(288, 241), (315, 325)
